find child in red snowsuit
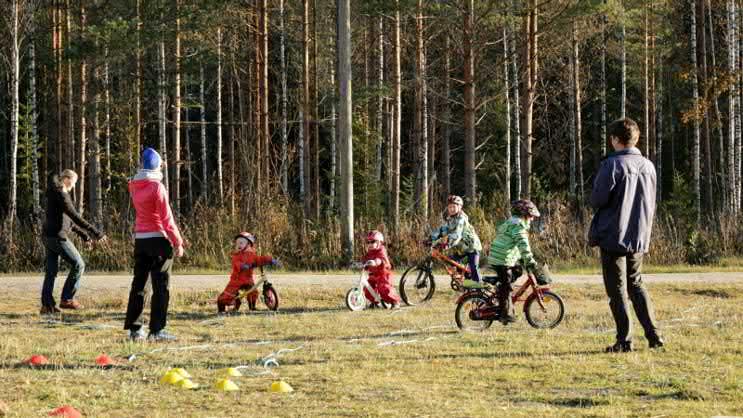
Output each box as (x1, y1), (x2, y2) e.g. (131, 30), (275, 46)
(217, 232), (277, 313)
(362, 230), (400, 308)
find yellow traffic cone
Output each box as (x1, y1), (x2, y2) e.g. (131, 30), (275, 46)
(177, 379), (199, 389)
(160, 370), (185, 385)
(270, 381), (294, 393)
(221, 368), (243, 377)
(170, 368), (192, 378)
(214, 379), (239, 392)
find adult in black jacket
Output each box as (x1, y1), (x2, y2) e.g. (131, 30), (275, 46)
(41, 169), (106, 313)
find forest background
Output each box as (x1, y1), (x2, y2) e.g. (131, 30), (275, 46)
(1, 0), (742, 272)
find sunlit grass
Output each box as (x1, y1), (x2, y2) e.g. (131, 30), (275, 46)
(0, 281), (741, 417)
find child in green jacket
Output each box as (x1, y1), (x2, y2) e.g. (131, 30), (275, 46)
(487, 199), (547, 322)
(431, 195), (483, 282)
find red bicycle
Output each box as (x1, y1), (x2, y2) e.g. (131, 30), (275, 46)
(454, 269), (565, 331)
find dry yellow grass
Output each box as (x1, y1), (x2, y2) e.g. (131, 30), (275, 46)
(0, 281), (741, 417)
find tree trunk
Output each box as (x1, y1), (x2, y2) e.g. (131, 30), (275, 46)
(690, 0), (702, 223)
(392, 1), (402, 234)
(600, 5), (607, 156)
(463, 0), (476, 202)
(104, 48), (111, 194)
(158, 36), (168, 190)
(299, 107), (305, 203)
(90, 63), (102, 226)
(184, 78), (192, 210)
(172, 0), (182, 214)
(54, 0), (63, 171)
(657, 59), (664, 202)
(644, 6), (650, 156)
(376, 15), (384, 183)
(311, 0), (319, 219)
(66, 0), (74, 171)
(510, 0), (522, 198)
(697, 0), (713, 211)
(217, 27), (224, 203)
(727, 0), (737, 213)
(503, 26), (511, 203)
(262, 0), (270, 195)
(302, 0), (312, 218)
(338, 0), (354, 262)
(415, 0), (428, 218)
(521, 0), (538, 199)
(77, 0), (87, 214)
(573, 22), (584, 201)
(29, 40), (41, 217)
(54, 1), (63, 172)
(279, 0), (288, 195)
(330, 55), (337, 211)
(199, 64), (208, 201)
(229, 71), (236, 216)
(620, 3), (627, 119)
(442, 34), (451, 198)
(134, 0), (142, 170)
(708, 0), (726, 209)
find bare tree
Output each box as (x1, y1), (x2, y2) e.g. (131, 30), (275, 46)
(463, 0), (476, 202)
(503, 26), (511, 203)
(521, 0), (538, 198)
(338, 0), (354, 261)
(690, 0), (701, 223)
(392, 0), (402, 234)
(279, 0), (289, 194)
(77, 0), (88, 213)
(727, 0), (738, 212)
(29, 38), (40, 217)
(172, 0), (182, 214)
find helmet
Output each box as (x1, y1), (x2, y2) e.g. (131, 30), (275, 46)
(511, 199), (541, 218)
(447, 195), (464, 206)
(234, 232), (256, 245)
(366, 230), (384, 243)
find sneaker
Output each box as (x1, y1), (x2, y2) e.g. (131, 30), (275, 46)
(648, 337), (665, 350)
(605, 341), (633, 353)
(40, 305), (61, 315)
(129, 329), (146, 342)
(148, 330), (178, 342)
(59, 300), (83, 310)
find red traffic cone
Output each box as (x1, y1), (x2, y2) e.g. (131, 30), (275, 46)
(48, 405), (82, 418)
(94, 354), (113, 367)
(24, 355), (49, 366)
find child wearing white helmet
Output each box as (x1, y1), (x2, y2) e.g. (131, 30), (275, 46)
(430, 195), (483, 282)
(217, 232), (279, 313)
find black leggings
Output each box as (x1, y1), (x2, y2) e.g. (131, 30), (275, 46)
(124, 238), (174, 333)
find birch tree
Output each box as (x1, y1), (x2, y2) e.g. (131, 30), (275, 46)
(29, 38), (40, 217)
(392, 0), (402, 234)
(338, 0), (354, 261)
(199, 64), (208, 201)
(503, 26), (511, 203)
(172, 0), (182, 213)
(690, 0), (701, 223)
(727, 0), (738, 213)
(279, 0), (288, 194)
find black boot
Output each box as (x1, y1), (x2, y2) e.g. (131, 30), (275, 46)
(605, 341), (633, 353)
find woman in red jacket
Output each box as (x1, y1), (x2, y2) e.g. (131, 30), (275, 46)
(362, 231), (400, 308)
(217, 232), (278, 313)
(124, 148), (184, 342)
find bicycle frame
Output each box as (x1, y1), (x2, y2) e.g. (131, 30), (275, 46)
(426, 248), (471, 290)
(356, 270), (382, 304)
(237, 266), (269, 300)
(456, 271), (551, 310)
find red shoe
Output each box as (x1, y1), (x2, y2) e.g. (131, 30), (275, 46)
(59, 300), (83, 310)
(40, 305), (61, 314)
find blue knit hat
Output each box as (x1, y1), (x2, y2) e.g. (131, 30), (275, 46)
(142, 148), (162, 170)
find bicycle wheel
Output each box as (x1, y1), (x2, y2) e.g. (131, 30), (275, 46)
(455, 294), (494, 332)
(345, 287), (367, 311)
(524, 290), (565, 329)
(399, 265), (436, 306)
(262, 285), (280, 311)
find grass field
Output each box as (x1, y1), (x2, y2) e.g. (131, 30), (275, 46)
(0, 280), (741, 417)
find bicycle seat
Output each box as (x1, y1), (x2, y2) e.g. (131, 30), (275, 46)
(463, 279), (488, 289)
(483, 275), (500, 285)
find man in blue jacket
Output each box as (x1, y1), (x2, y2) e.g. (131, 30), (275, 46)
(589, 118), (664, 353)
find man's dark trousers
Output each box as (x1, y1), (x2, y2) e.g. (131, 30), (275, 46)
(600, 249), (660, 344)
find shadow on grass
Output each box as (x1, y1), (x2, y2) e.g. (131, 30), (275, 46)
(1, 363), (135, 371)
(338, 329), (460, 342)
(415, 348), (606, 361)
